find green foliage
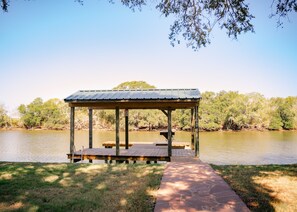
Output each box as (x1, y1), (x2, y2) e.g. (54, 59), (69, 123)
(268, 113), (283, 130)
(10, 118), (21, 128)
(113, 81), (156, 90)
(268, 97), (297, 130)
(3, 1), (296, 50)
(96, 110), (116, 129)
(0, 105), (10, 128)
(173, 109), (191, 130)
(18, 98), (68, 130)
(18, 98), (44, 129)
(199, 94), (221, 131)
(200, 91), (236, 131)
(280, 97), (296, 130)
(111, 81), (163, 130)
(157, 0), (255, 50)
(128, 110), (167, 130)
(269, 98), (283, 130)
(223, 93), (269, 130)
(42, 99), (69, 130)
(199, 91), (296, 131)
(7, 81), (297, 131)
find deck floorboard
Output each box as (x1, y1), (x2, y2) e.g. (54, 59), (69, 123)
(68, 143), (194, 162)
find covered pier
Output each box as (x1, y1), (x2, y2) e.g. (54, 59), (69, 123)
(64, 89), (201, 162)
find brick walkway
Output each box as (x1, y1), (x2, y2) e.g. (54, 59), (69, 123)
(154, 157), (250, 212)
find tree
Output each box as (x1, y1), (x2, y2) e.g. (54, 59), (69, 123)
(0, 105), (10, 128)
(268, 97), (297, 130)
(244, 93), (269, 129)
(18, 98), (44, 129)
(279, 97), (296, 130)
(1, 0), (296, 50)
(113, 81), (156, 90)
(42, 99), (69, 130)
(67, 80), (158, 130)
(18, 98), (69, 129)
(199, 91), (224, 131)
(268, 111), (283, 130)
(199, 91), (272, 131)
(113, 81), (163, 130)
(173, 109), (191, 130)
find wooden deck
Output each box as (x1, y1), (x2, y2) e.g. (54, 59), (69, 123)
(68, 144), (194, 162)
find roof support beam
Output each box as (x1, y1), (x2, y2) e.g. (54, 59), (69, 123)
(68, 101), (198, 109)
(161, 110), (168, 117)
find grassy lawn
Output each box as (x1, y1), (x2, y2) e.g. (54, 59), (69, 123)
(212, 164), (297, 212)
(0, 162), (164, 212)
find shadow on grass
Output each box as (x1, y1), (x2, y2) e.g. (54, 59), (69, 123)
(211, 164), (297, 212)
(0, 162), (164, 211)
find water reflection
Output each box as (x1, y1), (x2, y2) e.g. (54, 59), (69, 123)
(0, 130), (296, 165)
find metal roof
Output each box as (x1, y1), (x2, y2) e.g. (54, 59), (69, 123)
(64, 89), (201, 102)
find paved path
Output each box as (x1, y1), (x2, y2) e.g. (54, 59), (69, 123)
(154, 157), (250, 212)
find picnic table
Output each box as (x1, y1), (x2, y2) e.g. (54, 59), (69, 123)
(160, 130), (175, 140)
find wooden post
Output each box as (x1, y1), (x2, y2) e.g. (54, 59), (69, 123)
(89, 108), (93, 149)
(116, 107), (120, 156)
(89, 108), (93, 163)
(125, 109), (129, 149)
(194, 105), (199, 157)
(70, 107), (75, 162)
(191, 108), (194, 150)
(168, 109), (172, 157)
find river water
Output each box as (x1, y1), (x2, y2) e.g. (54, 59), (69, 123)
(0, 130), (296, 165)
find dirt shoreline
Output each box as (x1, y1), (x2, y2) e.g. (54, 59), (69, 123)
(0, 127), (296, 132)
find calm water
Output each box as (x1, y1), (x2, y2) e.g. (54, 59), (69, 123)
(0, 130), (297, 165)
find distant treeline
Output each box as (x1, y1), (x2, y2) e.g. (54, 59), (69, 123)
(200, 91), (297, 131)
(1, 92), (297, 131)
(0, 81), (296, 131)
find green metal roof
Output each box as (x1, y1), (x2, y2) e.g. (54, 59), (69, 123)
(64, 89), (201, 102)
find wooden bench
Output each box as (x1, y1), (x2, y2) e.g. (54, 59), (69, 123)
(102, 141), (133, 148)
(154, 142), (186, 149)
(160, 130), (175, 140)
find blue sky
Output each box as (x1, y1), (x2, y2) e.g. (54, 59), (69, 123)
(0, 0), (297, 114)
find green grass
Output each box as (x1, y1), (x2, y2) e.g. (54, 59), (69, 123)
(0, 162), (164, 211)
(211, 164), (297, 212)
